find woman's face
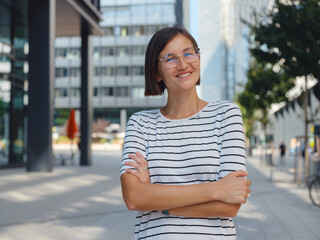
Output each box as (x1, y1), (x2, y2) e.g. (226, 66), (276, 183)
(157, 34), (200, 94)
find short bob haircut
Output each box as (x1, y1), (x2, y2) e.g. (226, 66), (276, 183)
(144, 25), (200, 96)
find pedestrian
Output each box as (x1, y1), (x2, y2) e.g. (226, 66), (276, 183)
(120, 25), (251, 240)
(279, 141), (286, 165)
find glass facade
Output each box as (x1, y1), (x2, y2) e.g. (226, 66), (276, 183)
(54, 0), (181, 126)
(0, 0), (28, 167)
(198, 0), (271, 102)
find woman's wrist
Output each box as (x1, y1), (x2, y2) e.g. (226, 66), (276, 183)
(162, 209), (170, 215)
(209, 181), (223, 201)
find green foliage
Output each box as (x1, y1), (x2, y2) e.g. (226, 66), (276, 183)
(237, 59), (294, 135)
(250, 0), (320, 79)
(54, 109), (70, 126)
(238, 0), (320, 139)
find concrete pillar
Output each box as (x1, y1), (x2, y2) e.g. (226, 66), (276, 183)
(80, 22), (93, 166)
(120, 109), (127, 132)
(27, 0), (55, 171)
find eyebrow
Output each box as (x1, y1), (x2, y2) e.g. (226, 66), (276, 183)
(161, 47), (194, 58)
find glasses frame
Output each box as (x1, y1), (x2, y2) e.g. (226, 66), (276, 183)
(157, 47), (200, 68)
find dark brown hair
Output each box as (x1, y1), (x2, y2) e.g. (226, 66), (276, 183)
(144, 25), (200, 96)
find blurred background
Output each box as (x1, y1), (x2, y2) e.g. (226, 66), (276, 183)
(0, 0), (320, 239)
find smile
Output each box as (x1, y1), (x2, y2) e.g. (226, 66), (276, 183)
(177, 72), (192, 78)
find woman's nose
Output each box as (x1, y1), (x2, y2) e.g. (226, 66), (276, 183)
(176, 56), (189, 69)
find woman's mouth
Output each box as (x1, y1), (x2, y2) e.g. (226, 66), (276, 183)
(177, 72), (192, 78)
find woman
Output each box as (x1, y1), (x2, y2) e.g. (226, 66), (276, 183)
(120, 25), (251, 239)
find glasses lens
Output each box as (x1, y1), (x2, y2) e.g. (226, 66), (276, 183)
(160, 49), (199, 69)
(184, 53), (199, 62)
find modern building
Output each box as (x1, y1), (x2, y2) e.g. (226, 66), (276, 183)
(54, 0), (184, 131)
(272, 79), (319, 151)
(0, 0), (102, 170)
(198, 0), (272, 102)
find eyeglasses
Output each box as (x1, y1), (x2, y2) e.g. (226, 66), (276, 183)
(158, 47), (200, 69)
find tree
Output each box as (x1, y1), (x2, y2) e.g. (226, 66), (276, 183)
(247, 0), (320, 179)
(237, 59), (294, 155)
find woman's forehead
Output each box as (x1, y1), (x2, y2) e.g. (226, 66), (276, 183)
(160, 34), (194, 55)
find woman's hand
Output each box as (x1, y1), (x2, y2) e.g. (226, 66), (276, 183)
(124, 152), (150, 183)
(216, 170), (251, 204)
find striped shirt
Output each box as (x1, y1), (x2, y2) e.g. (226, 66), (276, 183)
(120, 101), (246, 240)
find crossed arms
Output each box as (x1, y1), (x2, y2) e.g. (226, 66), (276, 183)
(121, 152), (251, 218)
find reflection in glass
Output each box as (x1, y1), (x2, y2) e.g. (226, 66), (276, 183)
(0, 80), (10, 165)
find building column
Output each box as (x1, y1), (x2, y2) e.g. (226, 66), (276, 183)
(27, 0), (55, 172)
(120, 109), (127, 132)
(80, 22), (92, 166)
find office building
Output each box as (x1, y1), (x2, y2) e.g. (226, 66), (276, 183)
(54, 0), (183, 130)
(198, 0), (272, 102)
(0, 0), (101, 170)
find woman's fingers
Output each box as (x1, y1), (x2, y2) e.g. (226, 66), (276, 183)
(128, 153), (148, 171)
(129, 152), (146, 164)
(125, 168), (144, 182)
(218, 172), (252, 204)
(125, 152), (150, 183)
(246, 179), (252, 186)
(125, 160), (141, 170)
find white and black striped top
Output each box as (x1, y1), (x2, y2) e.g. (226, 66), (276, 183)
(120, 101), (246, 240)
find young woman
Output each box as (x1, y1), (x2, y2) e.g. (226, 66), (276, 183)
(120, 25), (251, 240)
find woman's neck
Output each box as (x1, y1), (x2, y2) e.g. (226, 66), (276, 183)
(161, 88), (206, 119)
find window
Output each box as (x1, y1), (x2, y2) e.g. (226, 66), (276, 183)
(146, 25), (156, 35)
(94, 87), (99, 96)
(147, 4), (162, 18)
(101, 87), (114, 96)
(120, 26), (129, 37)
(131, 87), (145, 98)
(95, 67), (114, 76)
(55, 88), (68, 97)
(101, 47), (114, 56)
(116, 46), (129, 57)
(131, 26), (144, 37)
(55, 48), (67, 58)
(94, 67), (99, 76)
(93, 47), (100, 58)
(67, 48), (80, 59)
(131, 46), (145, 55)
(115, 26), (129, 37)
(116, 66), (129, 76)
(102, 6), (116, 17)
(117, 6), (130, 17)
(102, 67), (114, 76)
(55, 68), (68, 78)
(162, 4), (174, 18)
(115, 87), (129, 97)
(70, 88), (80, 97)
(102, 26), (114, 36)
(70, 68), (79, 77)
(131, 5), (146, 17)
(131, 66), (144, 75)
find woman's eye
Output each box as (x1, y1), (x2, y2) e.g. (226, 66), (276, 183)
(165, 57), (176, 62)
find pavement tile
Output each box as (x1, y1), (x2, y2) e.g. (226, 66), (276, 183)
(0, 150), (319, 240)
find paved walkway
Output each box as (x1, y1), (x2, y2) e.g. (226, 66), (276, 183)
(0, 150), (319, 240)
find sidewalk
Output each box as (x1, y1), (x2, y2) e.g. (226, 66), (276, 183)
(0, 150), (319, 240)
(235, 154), (320, 240)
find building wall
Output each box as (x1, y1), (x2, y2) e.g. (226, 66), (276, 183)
(0, 0), (28, 167)
(198, 0), (272, 102)
(272, 93), (319, 152)
(54, 0), (182, 125)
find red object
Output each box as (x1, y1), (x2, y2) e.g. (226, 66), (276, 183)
(67, 109), (78, 140)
